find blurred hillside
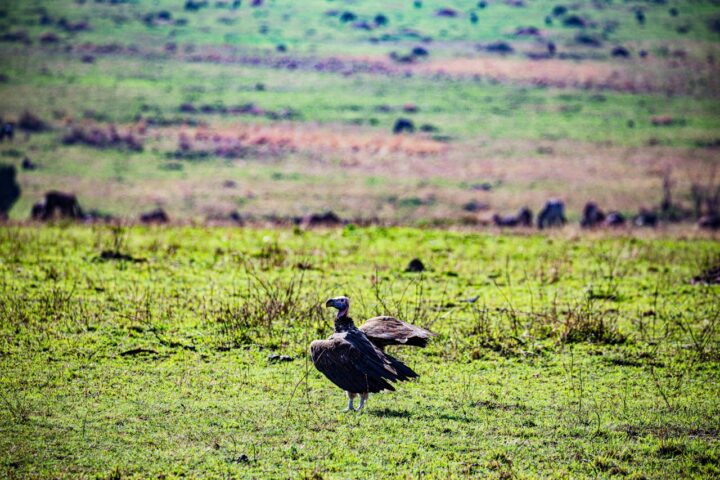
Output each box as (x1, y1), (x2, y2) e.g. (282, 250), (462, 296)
(0, 0), (719, 225)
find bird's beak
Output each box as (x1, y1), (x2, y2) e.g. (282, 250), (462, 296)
(325, 298), (335, 308)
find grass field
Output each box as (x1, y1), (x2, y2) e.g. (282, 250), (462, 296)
(1, 1), (720, 478)
(0, 0), (719, 224)
(1, 225), (719, 478)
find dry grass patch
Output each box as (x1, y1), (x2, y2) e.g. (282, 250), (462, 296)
(160, 123), (449, 158)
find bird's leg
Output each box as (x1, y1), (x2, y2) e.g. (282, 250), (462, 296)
(356, 393), (369, 411)
(344, 392), (356, 412)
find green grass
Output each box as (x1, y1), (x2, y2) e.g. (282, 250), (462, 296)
(1, 48), (718, 146)
(1, 226), (719, 478)
(2, 2), (720, 477)
(3, 0), (720, 55)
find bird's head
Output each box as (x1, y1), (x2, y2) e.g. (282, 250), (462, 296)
(325, 296), (350, 318)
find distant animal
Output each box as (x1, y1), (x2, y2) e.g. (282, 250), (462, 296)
(228, 210), (244, 225)
(301, 210), (343, 227)
(635, 10), (645, 25)
(0, 164), (21, 219)
(30, 202), (45, 220)
(31, 191), (83, 220)
(633, 208), (658, 228)
(493, 207), (532, 227)
(139, 208), (169, 224)
(537, 199), (566, 229)
(0, 122), (14, 141)
(393, 118), (415, 134)
(374, 14), (388, 26)
(462, 200), (488, 213)
(339, 11), (356, 23)
(311, 296), (435, 411)
(611, 46), (631, 58)
(698, 214), (720, 230)
(604, 211), (626, 227)
(485, 41), (514, 54)
(580, 202), (605, 228)
(21, 157), (37, 170)
(411, 47), (428, 57)
(184, 0), (208, 11)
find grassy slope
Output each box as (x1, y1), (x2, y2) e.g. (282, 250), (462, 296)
(1, 226), (719, 478)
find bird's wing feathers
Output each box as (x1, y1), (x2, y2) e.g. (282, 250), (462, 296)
(359, 316), (436, 348)
(310, 330), (417, 393)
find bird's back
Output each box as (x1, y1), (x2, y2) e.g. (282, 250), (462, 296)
(359, 316), (436, 349)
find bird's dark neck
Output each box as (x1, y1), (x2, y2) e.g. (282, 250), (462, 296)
(334, 314), (356, 333)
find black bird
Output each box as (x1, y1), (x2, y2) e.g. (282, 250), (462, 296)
(310, 296), (435, 411)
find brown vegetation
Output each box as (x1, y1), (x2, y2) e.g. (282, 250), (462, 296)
(62, 124), (143, 151)
(166, 123), (448, 158)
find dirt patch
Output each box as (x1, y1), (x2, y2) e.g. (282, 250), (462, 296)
(166, 123), (448, 157)
(410, 56), (701, 94)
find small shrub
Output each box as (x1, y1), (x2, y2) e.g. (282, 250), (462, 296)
(62, 124), (143, 151)
(558, 299), (627, 345)
(19, 111), (48, 132)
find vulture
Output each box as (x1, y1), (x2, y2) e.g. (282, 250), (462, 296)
(310, 296), (435, 411)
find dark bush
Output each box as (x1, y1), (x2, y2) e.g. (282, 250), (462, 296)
(140, 208), (169, 224)
(552, 5), (567, 16)
(515, 26), (540, 36)
(0, 31), (31, 44)
(57, 18), (90, 33)
(485, 41), (514, 54)
(21, 157), (37, 170)
(611, 46), (630, 58)
(436, 8), (458, 17)
(39, 32), (60, 44)
(635, 10), (645, 25)
(575, 33), (602, 47)
(19, 111), (48, 132)
(339, 11), (356, 23)
(708, 16), (720, 34)
(0, 164), (20, 219)
(412, 46), (429, 56)
(185, 1), (208, 11)
(563, 15), (586, 28)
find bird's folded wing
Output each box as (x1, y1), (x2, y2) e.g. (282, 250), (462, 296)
(310, 335), (399, 392)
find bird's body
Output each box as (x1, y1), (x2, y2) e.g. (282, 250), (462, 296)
(310, 296), (435, 411)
